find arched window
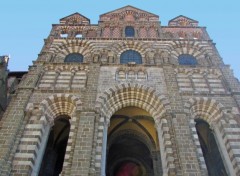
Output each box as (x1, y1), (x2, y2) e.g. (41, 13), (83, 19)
(125, 26), (135, 37)
(120, 50), (142, 64)
(64, 53), (83, 63)
(178, 54), (197, 65)
(195, 119), (227, 176)
(39, 116), (71, 176)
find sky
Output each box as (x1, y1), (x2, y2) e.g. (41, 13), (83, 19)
(1, 0), (240, 79)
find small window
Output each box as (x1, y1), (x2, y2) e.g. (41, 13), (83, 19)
(64, 53), (83, 63)
(76, 34), (83, 38)
(120, 50), (142, 64)
(178, 54), (197, 65)
(125, 26), (135, 37)
(60, 33), (68, 38)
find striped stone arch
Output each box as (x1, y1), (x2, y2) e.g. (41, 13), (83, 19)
(109, 41), (150, 63)
(39, 93), (82, 174)
(40, 93), (82, 124)
(96, 83), (171, 123)
(49, 39), (93, 60)
(184, 97), (225, 124)
(170, 40), (213, 63)
(184, 97), (235, 175)
(12, 94), (83, 175)
(94, 83), (177, 175)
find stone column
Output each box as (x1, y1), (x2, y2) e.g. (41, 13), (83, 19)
(101, 120), (108, 176)
(212, 122), (236, 176)
(70, 111), (96, 176)
(173, 113), (202, 175)
(155, 123), (168, 176)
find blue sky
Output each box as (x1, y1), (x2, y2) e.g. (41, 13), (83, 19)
(1, 0), (240, 79)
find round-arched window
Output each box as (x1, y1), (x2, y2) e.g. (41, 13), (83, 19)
(178, 54), (197, 65)
(64, 53), (83, 63)
(125, 26), (135, 37)
(120, 50), (142, 64)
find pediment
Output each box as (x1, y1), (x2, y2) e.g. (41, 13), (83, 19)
(168, 15), (198, 27)
(100, 6), (159, 22)
(60, 13), (90, 25)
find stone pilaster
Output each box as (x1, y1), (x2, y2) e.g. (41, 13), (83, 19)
(70, 111), (96, 176)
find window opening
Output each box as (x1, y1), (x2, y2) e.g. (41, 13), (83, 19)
(125, 26), (135, 37)
(120, 50), (142, 64)
(178, 54), (197, 65)
(64, 53), (83, 63)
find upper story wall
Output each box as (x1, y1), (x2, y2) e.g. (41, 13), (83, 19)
(47, 6), (210, 41)
(35, 5), (222, 68)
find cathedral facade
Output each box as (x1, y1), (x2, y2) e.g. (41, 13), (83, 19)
(0, 6), (240, 176)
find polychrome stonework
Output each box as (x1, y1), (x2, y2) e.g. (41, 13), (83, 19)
(0, 6), (240, 176)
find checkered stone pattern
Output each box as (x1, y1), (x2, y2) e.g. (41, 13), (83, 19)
(112, 27), (121, 38)
(102, 27), (111, 38)
(139, 27), (147, 38)
(149, 27), (157, 38)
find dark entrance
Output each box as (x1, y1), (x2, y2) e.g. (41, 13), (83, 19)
(195, 119), (228, 176)
(39, 116), (70, 176)
(106, 107), (163, 176)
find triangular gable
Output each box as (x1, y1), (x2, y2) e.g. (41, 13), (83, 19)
(60, 13), (90, 25)
(100, 5), (159, 22)
(168, 15), (198, 27)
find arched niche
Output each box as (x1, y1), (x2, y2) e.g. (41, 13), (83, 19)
(39, 115), (71, 176)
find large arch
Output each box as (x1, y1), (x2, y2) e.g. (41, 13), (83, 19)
(40, 93), (82, 124)
(169, 40), (213, 66)
(49, 40), (93, 62)
(184, 97), (236, 176)
(109, 41), (150, 64)
(95, 83), (176, 175)
(12, 94), (83, 175)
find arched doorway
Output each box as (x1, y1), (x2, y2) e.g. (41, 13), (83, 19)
(195, 119), (227, 176)
(106, 107), (162, 176)
(39, 115), (71, 176)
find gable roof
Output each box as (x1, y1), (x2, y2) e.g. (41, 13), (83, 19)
(100, 5), (159, 18)
(60, 13), (90, 24)
(168, 15), (198, 27)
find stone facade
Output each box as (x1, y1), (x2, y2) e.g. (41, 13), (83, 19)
(0, 5), (240, 176)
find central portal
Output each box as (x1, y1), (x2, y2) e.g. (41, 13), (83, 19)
(106, 107), (162, 176)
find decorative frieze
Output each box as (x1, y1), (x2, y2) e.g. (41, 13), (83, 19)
(116, 67), (147, 81)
